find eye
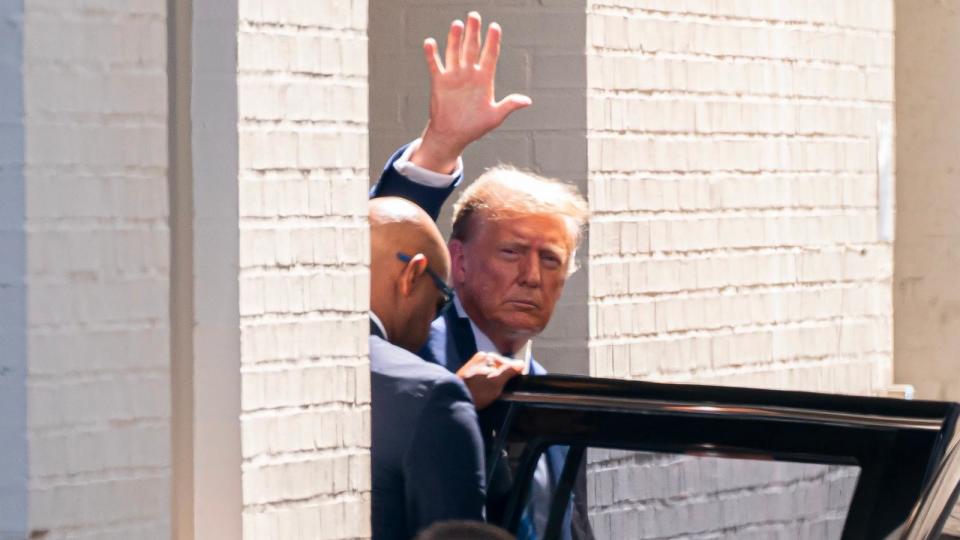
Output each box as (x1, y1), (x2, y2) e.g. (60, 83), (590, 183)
(541, 251), (563, 268)
(542, 256), (561, 269)
(499, 247), (520, 258)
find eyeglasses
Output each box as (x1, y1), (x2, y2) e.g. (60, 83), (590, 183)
(396, 252), (454, 316)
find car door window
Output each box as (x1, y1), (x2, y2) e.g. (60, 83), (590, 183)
(588, 448), (860, 539)
(507, 445), (861, 539)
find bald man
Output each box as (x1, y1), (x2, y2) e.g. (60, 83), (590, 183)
(368, 198), (519, 539)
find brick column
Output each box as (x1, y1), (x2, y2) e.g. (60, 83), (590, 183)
(369, 0), (590, 374)
(172, 1), (373, 539)
(236, 1), (371, 538)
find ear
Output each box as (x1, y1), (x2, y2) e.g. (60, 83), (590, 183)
(448, 239), (467, 285)
(397, 253), (428, 298)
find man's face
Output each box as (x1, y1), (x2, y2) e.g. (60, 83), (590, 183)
(452, 212), (573, 347)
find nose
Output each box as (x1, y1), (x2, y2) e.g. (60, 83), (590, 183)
(517, 252), (541, 288)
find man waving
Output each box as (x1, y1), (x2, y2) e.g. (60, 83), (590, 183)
(372, 12), (593, 540)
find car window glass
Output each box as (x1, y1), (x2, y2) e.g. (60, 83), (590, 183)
(510, 445), (861, 540)
(587, 448), (859, 539)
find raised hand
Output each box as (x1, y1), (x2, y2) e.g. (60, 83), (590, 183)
(411, 12), (532, 174)
(456, 351), (525, 409)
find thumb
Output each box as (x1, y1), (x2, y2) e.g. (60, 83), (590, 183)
(494, 93), (532, 123)
(492, 357), (524, 374)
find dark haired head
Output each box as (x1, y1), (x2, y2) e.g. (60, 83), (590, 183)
(414, 520), (515, 540)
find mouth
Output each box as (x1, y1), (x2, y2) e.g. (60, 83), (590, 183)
(506, 299), (539, 310)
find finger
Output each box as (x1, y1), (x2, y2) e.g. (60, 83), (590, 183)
(488, 356), (524, 372)
(492, 363), (522, 379)
(493, 93), (533, 124)
(462, 354), (516, 382)
(445, 19), (464, 71)
(479, 22), (502, 74)
(461, 11), (482, 67)
(483, 352), (507, 366)
(423, 38), (443, 75)
(488, 365), (521, 393)
(505, 359), (525, 373)
(470, 351), (490, 366)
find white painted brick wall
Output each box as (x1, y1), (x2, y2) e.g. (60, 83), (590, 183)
(15, 0), (170, 538)
(587, 0), (894, 390)
(586, 0), (894, 536)
(237, 1), (371, 538)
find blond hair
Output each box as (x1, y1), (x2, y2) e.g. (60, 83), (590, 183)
(451, 166), (589, 273)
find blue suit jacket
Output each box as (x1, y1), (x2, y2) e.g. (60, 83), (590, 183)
(418, 306), (573, 538)
(372, 149), (579, 538)
(370, 143), (460, 222)
(369, 322), (486, 539)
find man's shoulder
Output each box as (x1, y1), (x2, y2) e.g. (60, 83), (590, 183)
(370, 334), (464, 393)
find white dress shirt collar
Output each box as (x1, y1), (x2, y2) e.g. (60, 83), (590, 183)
(369, 311), (388, 340)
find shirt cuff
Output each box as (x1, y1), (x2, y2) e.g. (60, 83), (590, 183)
(392, 138), (463, 188)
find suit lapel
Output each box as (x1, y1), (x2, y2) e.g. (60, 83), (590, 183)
(369, 317), (385, 339)
(444, 303), (478, 372)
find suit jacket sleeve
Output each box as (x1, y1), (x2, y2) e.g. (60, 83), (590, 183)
(369, 143), (463, 222)
(403, 377), (486, 534)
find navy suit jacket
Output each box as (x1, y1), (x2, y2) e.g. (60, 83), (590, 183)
(370, 143), (461, 222)
(369, 323), (486, 539)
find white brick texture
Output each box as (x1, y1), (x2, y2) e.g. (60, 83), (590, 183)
(237, 1), (371, 538)
(14, 0), (171, 538)
(587, 0), (894, 391)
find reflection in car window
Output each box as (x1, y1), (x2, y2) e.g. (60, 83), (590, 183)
(509, 445), (861, 540)
(585, 449), (859, 539)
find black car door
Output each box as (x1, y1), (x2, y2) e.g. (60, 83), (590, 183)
(488, 375), (960, 540)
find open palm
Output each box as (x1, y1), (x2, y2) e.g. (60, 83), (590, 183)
(413, 12), (532, 173)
